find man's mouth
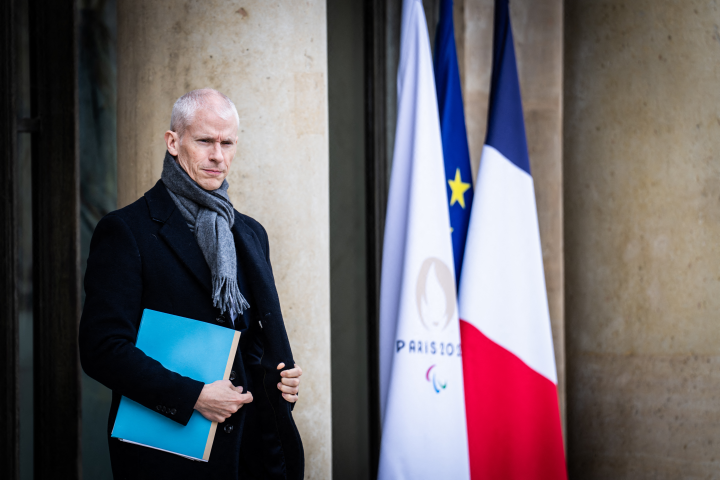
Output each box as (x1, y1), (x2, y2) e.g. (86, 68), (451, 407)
(202, 169), (223, 176)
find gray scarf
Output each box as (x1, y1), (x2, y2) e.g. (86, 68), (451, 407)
(161, 151), (249, 317)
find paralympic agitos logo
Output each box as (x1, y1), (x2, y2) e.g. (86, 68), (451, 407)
(426, 365), (447, 393)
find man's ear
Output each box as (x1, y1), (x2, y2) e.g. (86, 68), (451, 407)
(165, 130), (180, 156)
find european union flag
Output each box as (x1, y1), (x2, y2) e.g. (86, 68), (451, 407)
(434, 0), (473, 285)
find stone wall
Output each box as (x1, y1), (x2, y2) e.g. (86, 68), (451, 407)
(117, 1), (331, 477)
(565, 0), (720, 477)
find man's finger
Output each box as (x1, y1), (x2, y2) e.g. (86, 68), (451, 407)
(280, 367), (302, 378)
(277, 383), (298, 395)
(276, 362), (285, 370)
(280, 377), (300, 387)
(282, 393), (299, 403)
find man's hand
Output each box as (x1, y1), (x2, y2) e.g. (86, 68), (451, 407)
(277, 363), (302, 403)
(194, 380), (253, 422)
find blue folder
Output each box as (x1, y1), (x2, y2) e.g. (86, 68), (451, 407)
(111, 309), (240, 462)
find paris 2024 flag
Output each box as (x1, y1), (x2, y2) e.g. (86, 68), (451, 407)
(377, 0), (470, 478)
(457, 0), (567, 478)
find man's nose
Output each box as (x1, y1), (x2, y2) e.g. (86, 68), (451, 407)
(210, 141), (223, 161)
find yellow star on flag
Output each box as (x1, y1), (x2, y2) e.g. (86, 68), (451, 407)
(447, 168), (471, 209)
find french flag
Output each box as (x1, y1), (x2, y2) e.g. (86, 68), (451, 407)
(455, 0), (567, 478)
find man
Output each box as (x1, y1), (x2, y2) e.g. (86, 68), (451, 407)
(80, 89), (304, 479)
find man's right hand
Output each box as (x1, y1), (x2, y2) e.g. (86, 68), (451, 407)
(193, 380), (253, 422)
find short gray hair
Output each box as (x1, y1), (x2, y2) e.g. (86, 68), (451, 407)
(170, 88), (240, 138)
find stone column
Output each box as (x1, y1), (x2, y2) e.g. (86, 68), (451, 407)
(566, 1), (720, 477)
(459, 0), (566, 431)
(117, 2), (331, 478)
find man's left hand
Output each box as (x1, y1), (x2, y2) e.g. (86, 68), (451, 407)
(276, 363), (302, 403)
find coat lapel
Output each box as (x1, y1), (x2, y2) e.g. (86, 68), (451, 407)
(231, 214), (274, 301)
(145, 180), (213, 293)
(231, 212), (295, 364)
(231, 213), (297, 402)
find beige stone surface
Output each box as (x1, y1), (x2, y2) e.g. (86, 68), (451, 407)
(460, 0), (566, 431)
(570, 353), (720, 478)
(459, 0), (493, 176)
(565, 0), (720, 477)
(117, 1), (331, 478)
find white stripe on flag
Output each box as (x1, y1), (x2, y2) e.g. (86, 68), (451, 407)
(458, 145), (557, 384)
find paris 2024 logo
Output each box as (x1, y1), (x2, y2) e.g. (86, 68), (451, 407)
(396, 257), (461, 394)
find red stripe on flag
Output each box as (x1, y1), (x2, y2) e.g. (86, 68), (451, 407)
(460, 319), (567, 480)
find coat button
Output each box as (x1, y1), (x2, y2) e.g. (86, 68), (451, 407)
(216, 315), (225, 324)
(170, 408), (176, 415)
(224, 424), (233, 434)
(229, 370), (236, 381)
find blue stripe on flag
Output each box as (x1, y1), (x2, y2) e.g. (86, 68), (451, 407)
(434, 0), (474, 285)
(484, 0), (531, 175)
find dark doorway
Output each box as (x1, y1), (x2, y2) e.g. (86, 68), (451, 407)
(2, 1), (117, 478)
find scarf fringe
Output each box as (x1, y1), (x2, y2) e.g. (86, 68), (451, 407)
(212, 275), (250, 316)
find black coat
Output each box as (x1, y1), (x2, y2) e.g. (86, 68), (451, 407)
(79, 180), (304, 479)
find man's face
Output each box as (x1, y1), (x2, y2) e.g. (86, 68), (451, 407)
(165, 103), (238, 191)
